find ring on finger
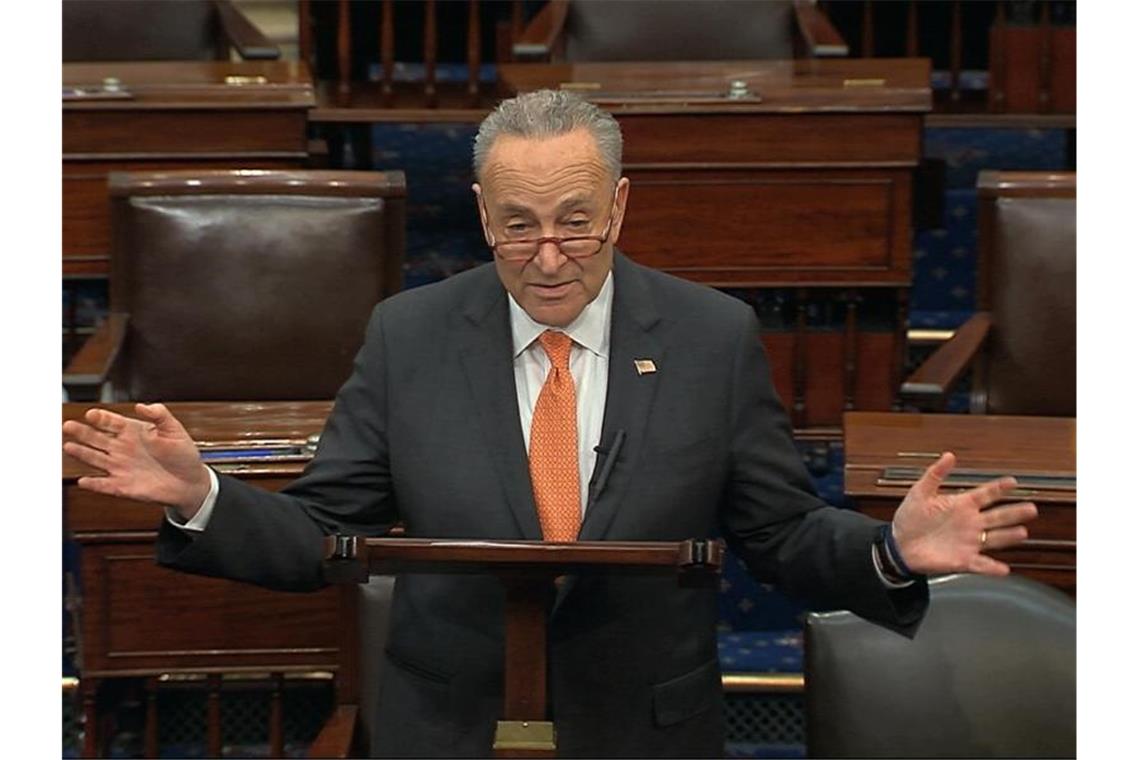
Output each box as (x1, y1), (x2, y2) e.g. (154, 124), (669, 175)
(980, 529), (989, 547)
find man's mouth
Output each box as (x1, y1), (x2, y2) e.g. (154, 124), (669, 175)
(529, 281), (575, 298)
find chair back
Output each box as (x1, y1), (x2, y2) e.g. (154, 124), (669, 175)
(64, 0), (224, 62)
(804, 573), (1075, 758)
(977, 171), (1076, 416)
(563, 0), (794, 62)
(108, 170), (406, 401)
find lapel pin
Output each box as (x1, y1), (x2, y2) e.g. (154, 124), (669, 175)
(634, 359), (657, 376)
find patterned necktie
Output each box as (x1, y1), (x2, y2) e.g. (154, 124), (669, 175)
(529, 330), (580, 542)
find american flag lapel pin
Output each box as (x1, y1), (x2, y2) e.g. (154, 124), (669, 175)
(634, 359), (657, 376)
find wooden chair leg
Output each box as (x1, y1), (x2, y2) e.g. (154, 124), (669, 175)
(80, 677), (100, 758)
(144, 677), (159, 758)
(207, 674), (223, 757)
(270, 673), (285, 758)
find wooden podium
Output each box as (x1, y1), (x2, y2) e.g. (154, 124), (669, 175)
(321, 536), (724, 758)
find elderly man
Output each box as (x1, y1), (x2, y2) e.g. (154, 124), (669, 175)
(63, 90), (1036, 758)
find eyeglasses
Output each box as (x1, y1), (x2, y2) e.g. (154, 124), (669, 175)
(480, 189), (618, 263)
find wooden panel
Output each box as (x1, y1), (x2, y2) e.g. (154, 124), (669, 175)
(844, 412), (1076, 486)
(621, 171), (911, 286)
(497, 59), (932, 113)
(989, 26), (1042, 113)
(1049, 28), (1076, 113)
(64, 110), (309, 156)
(66, 479), (293, 535)
(619, 113), (922, 166)
(83, 547), (339, 674)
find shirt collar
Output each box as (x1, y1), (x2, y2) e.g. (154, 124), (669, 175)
(509, 271), (613, 360)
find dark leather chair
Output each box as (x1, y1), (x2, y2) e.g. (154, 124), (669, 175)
(902, 171), (1076, 415)
(805, 573), (1075, 759)
(63, 0), (279, 62)
(512, 0), (847, 62)
(63, 170), (406, 402)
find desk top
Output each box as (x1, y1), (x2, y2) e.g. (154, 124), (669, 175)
(844, 412), (1076, 504)
(63, 401), (332, 482)
(63, 61), (315, 109)
(498, 58), (931, 114)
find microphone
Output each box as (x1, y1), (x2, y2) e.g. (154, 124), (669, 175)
(590, 429), (627, 503)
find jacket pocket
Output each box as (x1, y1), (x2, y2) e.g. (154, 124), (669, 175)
(651, 658), (721, 727)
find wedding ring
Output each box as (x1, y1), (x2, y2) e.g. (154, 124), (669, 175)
(980, 529), (989, 547)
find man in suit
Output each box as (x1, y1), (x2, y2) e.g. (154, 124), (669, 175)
(62, 89), (1037, 757)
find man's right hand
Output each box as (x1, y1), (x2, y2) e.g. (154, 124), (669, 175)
(62, 403), (212, 520)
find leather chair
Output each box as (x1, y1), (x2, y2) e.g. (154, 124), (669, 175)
(63, 170), (406, 402)
(512, 0), (847, 63)
(805, 573), (1075, 759)
(63, 0), (279, 62)
(902, 171), (1076, 415)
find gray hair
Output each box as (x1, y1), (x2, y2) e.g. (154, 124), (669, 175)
(473, 89), (623, 181)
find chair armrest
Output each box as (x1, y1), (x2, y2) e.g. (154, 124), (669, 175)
(63, 313), (129, 398)
(901, 312), (992, 409)
(793, 0), (849, 57)
(307, 705), (359, 759)
(214, 0), (280, 60)
(511, 0), (570, 61)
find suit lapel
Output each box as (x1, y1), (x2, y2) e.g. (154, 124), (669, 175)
(579, 252), (665, 541)
(457, 269), (543, 540)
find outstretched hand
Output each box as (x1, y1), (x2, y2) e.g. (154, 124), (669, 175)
(62, 403), (211, 519)
(892, 452), (1038, 577)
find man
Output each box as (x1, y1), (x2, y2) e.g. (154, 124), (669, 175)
(62, 90), (1037, 757)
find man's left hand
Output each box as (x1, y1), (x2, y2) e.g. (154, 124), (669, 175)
(892, 452), (1038, 576)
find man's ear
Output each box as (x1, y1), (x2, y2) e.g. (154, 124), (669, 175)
(472, 183), (493, 246)
(610, 176), (632, 246)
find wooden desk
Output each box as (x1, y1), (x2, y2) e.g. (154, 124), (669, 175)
(63, 401), (337, 758)
(63, 61), (315, 278)
(499, 59), (931, 436)
(843, 411), (1076, 595)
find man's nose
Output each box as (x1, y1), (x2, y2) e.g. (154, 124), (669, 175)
(532, 239), (566, 270)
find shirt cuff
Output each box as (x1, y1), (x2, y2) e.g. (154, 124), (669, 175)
(871, 543), (915, 589)
(163, 468), (219, 533)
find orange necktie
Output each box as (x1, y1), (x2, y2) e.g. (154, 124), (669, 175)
(529, 330), (581, 542)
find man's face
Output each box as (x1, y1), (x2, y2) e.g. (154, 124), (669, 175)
(474, 128), (629, 327)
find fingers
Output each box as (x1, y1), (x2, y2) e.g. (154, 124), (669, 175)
(64, 441), (113, 473)
(135, 403), (178, 432)
(83, 407), (131, 435)
(978, 524), (1029, 551)
(76, 475), (123, 497)
(981, 501), (1038, 530)
(913, 451), (956, 497)
(964, 475), (1019, 509)
(62, 420), (114, 454)
(967, 554), (1011, 576)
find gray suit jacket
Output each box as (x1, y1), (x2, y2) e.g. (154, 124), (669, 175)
(158, 252), (926, 757)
